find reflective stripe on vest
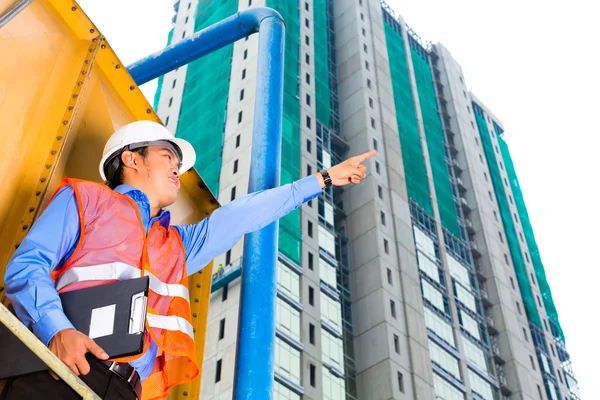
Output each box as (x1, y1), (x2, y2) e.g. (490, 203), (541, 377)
(55, 262), (190, 301)
(146, 314), (194, 340)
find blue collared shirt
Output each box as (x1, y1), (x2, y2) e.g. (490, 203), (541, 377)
(4, 176), (321, 381)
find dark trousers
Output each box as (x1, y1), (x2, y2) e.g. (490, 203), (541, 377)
(1, 355), (136, 400)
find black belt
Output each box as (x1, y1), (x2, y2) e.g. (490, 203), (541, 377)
(102, 361), (142, 399)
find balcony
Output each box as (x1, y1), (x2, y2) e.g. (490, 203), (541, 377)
(491, 341), (505, 364)
(465, 218), (475, 234)
(470, 240), (481, 257)
(211, 257), (243, 293)
(452, 158), (463, 172)
(480, 287), (492, 308)
(486, 315), (498, 334)
(460, 197), (471, 212)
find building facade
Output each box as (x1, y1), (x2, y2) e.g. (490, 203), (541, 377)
(154, 1), (579, 399)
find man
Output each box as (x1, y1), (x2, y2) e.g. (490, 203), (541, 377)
(2, 120), (374, 399)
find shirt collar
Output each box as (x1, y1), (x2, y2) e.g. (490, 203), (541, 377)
(113, 184), (172, 230)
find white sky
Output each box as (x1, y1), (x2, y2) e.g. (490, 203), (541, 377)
(78, 0), (598, 398)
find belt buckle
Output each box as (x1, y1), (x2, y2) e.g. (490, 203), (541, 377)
(108, 361), (137, 383)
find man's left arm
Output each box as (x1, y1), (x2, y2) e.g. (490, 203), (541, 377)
(176, 150), (376, 274)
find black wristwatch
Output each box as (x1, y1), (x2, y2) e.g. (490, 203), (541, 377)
(320, 169), (332, 188)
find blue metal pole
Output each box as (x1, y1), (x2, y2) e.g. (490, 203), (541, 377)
(127, 7), (286, 400)
(233, 16), (285, 400)
(128, 8), (282, 85)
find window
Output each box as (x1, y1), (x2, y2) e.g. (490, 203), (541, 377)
(275, 338), (301, 384)
(165, 116), (170, 126)
(516, 302), (522, 314)
(387, 268), (393, 285)
(168, 97), (173, 107)
(310, 363), (316, 387)
(233, 159), (238, 174)
(242, 68), (246, 79)
(306, 93), (311, 106)
(222, 283), (228, 301)
(322, 329), (344, 373)
(305, 35), (309, 45)
(390, 300), (396, 318)
(537, 385), (544, 399)
(308, 200), (312, 208)
(424, 307), (455, 346)
(522, 327), (529, 341)
(447, 256), (470, 288)
(397, 372), (404, 393)
(307, 221), (313, 237)
(530, 355), (536, 370)
(550, 344), (555, 357)
(243, 49), (248, 59)
(185, 16), (188, 24)
(274, 382), (301, 400)
(514, 213), (518, 222)
(510, 277), (515, 290)
(423, 280), (446, 314)
(360, 13), (364, 21)
(224, 249), (230, 265)
(467, 105), (471, 113)
(537, 295), (542, 307)
(308, 252), (314, 270)
(498, 231), (504, 243)
(305, 53), (310, 64)
(479, 154), (484, 164)
(306, 115), (311, 129)
(375, 161), (380, 174)
(363, 44), (368, 53)
(215, 359), (222, 382)
(231, 186), (236, 201)
(276, 297), (300, 341)
(309, 323), (315, 344)
(365, 60), (369, 70)
(172, 79), (177, 89)
(307, 164), (312, 176)
(372, 138), (378, 150)
(182, 31), (186, 38)
(462, 336), (487, 372)
(319, 258), (337, 288)
(277, 261), (300, 301)
(500, 162), (504, 170)
(503, 177), (508, 186)
(384, 238), (389, 254)
(240, 89), (244, 101)
(428, 339), (461, 378)
(305, 73), (311, 84)
(531, 273), (536, 285)
(238, 111), (243, 123)
(504, 254), (509, 265)
(367, 78), (371, 88)
(322, 369), (345, 400)
(393, 334), (400, 354)
(488, 191), (493, 201)
(305, 18), (309, 28)
(321, 292), (342, 329)
(362, 28), (366, 36)
(525, 253), (530, 262)
(381, 211), (386, 226)
(469, 369), (494, 400)
(219, 318), (225, 340)
(370, 117), (375, 128)
(305, 1), (309, 11)
(433, 373), (463, 400)
(318, 226), (336, 255)
(309, 286), (314, 306)
(236, 134), (241, 148)
(509, 195), (513, 204)
(493, 211), (498, 221)
(543, 318), (549, 332)
(378, 185), (383, 199)
(248, 0), (252, 5)
(459, 309), (481, 340)
(455, 284), (477, 313)
(188, 3), (191, 9)
(369, 97), (374, 108)
(306, 139), (312, 153)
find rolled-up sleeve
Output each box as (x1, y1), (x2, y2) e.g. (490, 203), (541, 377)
(176, 175), (322, 275)
(4, 186), (79, 345)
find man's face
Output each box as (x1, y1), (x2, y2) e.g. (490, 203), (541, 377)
(140, 145), (182, 208)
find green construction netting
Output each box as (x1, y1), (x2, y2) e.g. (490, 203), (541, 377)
(498, 136), (565, 342)
(152, 27), (175, 111)
(473, 106), (541, 328)
(410, 45), (460, 237)
(383, 21), (432, 215)
(175, 0), (238, 197)
(313, 0), (331, 128)
(267, 0), (302, 265)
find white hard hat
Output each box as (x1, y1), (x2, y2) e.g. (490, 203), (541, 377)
(99, 120), (196, 181)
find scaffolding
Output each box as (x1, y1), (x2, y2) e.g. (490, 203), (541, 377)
(382, 14), (433, 215)
(497, 133), (565, 342)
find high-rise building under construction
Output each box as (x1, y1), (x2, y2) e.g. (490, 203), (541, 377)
(154, 1), (580, 399)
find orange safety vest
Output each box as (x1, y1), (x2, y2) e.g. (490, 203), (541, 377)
(49, 178), (198, 400)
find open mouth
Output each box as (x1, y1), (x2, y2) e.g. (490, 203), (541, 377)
(168, 177), (180, 189)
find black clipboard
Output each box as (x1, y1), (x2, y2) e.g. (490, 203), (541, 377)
(0, 276), (149, 379)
